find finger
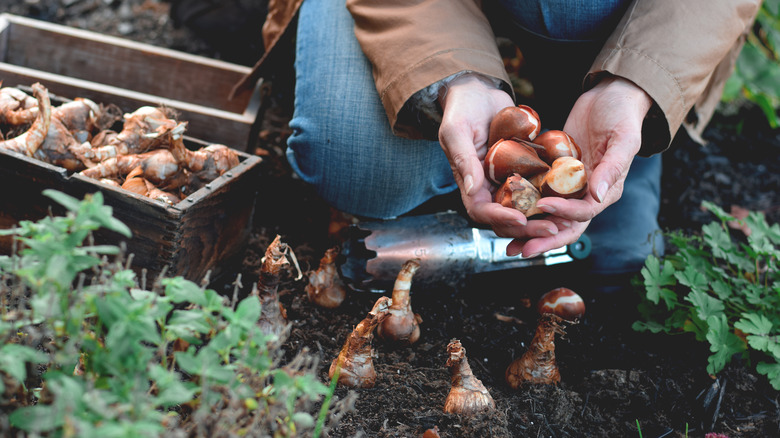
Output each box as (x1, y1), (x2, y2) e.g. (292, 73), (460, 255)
(439, 124), (485, 195)
(537, 194), (600, 222)
(589, 134), (639, 203)
(492, 216), (559, 239)
(509, 220), (590, 257)
(468, 199), (528, 228)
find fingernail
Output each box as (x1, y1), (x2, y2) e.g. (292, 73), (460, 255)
(507, 247), (521, 257)
(516, 216), (527, 226)
(546, 226), (558, 236)
(523, 251), (540, 259)
(464, 174), (474, 195)
(596, 182), (608, 203)
(539, 204), (556, 214)
(560, 220), (572, 228)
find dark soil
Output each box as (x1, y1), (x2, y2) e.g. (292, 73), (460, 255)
(3, 1), (779, 437)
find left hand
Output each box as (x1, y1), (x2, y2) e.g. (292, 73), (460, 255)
(505, 75), (654, 257)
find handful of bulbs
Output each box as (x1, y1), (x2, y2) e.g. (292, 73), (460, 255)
(0, 82), (239, 205)
(485, 104), (588, 217)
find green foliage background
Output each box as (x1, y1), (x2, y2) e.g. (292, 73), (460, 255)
(634, 202), (780, 389)
(723, 0), (780, 127)
(0, 190), (339, 437)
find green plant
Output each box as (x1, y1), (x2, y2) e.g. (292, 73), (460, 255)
(0, 190), (345, 436)
(633, 201), (780, 389)
(722, 0), (780, 127)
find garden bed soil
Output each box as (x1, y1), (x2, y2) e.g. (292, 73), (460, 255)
(2, 1), (779, 437)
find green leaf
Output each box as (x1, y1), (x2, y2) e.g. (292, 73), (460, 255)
(631, 320), (669, 334)
(641, 255), (678, 309)
(735, 313), (780, 355)
(163, 277), (208, 306)
(222, 296), (261, 330)
(721, 74), (745, 102)
(43, 189), (83, 213)
(675, 265), (709, 292)
(735, 312), (773, 336)
(705, 314), (747, 375)
(0, 344), (49, 382)
(148, 364), (197, 407)
(685, 289), (725, 322)
(702, 222), (735, 260)
(710, 280), (733, 301)
(166, 308), (213, 343)
(9, 405), (62, 433)
(756, 361), (780, 390)
(701, 201), (734, 223)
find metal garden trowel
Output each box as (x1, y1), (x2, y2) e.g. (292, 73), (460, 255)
(339, 210), (591, 292)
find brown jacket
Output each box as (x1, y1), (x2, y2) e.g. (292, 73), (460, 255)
(236, 0), (761, 154)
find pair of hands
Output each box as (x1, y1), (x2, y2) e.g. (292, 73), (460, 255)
(437, 73), (653, 257)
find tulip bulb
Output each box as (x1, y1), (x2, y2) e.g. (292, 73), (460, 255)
(254, 235), (292, 340)
(443, 339), (496, 415)
(488, 104), (541, 147)
(329, 296), (392, 388)
(377, 258), (423, 344)
(532, 130), (581, 163)
(540, 156), (588, 199)
(484, 138), (549, 184)
(494, 174), (544, 217)
(305, 246), (347, 308)
(505, 313), (569, 388)
(537, 287), (585, 321)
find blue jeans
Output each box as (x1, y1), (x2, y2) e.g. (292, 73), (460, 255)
(288, 0), (663, 275)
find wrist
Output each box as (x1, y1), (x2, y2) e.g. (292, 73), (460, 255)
(596, 75), (653, 117)
(438, 72), (510, 108)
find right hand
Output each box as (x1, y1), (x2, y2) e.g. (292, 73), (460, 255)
(438, 74), (564, 241)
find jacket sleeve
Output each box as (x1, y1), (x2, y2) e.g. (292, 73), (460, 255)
(587, 0), (761, 154)
(346, 0), (512, 139)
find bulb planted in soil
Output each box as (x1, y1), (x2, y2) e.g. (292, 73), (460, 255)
(254, 235), (292, 340)
(377, 258), (423, 344)
(329, 296), (392, 388)
(305, 246), (347, 308)
(443, 339), (496, 415)
(506, 313), (572, 388)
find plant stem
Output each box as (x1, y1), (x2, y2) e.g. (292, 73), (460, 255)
(313, 367), (339, 438)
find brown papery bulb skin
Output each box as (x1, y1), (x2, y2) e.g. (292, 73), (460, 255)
(422, 427), (442, 438)
(505, 314), (568, 388)
(0, 82), (51, 157)
(537, 287), (585, 321)
(443, 339), (496, 415)
(532, 130), (581, 163)
(305, 246), (347, 308)
(484, 138), (550, 185)
(377, 258), (423, 344)
(34, 117), (88, 172)
(540, 156), (588, 199)
(494, 174), (544, 217)
(329, 296), (392, 388)
(488, 104), (541, 147)
(254, 235), (292, 340)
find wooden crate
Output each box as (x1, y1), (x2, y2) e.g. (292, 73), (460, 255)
(0, 13), (263, 151)
(0, 140), (263, 283)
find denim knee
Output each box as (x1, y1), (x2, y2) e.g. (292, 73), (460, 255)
(286, 118), (456, 220)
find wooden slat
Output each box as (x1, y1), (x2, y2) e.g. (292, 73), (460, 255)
(0, 13), (264, 152)
(0, 63), (258, 148)
(2, 14), (253, 112)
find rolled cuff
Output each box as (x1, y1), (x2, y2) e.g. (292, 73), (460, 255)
(383, 49), (512, 140)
